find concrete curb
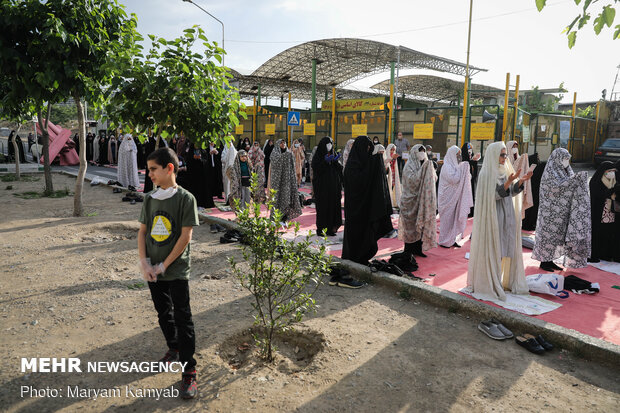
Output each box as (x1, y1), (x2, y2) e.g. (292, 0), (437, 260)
(199, 212), (620, 368)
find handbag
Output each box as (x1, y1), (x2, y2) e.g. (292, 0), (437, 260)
(526, 274), (569, 298)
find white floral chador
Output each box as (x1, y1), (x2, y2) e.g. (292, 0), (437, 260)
(268, 140), (302, 221)
(117, 134), (139, 188)
(532, 148), (591, 268)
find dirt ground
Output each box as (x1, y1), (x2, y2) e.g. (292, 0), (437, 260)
(0, 172), (618, 413)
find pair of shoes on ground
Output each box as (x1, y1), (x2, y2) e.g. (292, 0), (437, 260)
(159, 350), (197, 399)
(220, 229), (244, 244)
(478, 319), (513, 340)
(122, 193), (143, 204)
(388, 251), (419, 272)
(439, 242), (461, 249)
(540, 261), (564, 272)
(328, 265), (364, 289)
(515, 334), (554, 354)
(209, 223), (226, 233)
(112, 187), (122, 193)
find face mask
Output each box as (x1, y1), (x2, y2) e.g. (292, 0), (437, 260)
(326, 143), (333, 151)
(512, 148), (518, 155)
(427, 151), (433, 158)
(561, 159), (570, 168)
(604, 171), (615, 180)
(416, 151), (427, 161)
(456, 154), (462, 163)
(468, 149), (473, 156)
(294, 143), (300, 148)
(151, 186), (178, 200)
(374, 140), (379, 144)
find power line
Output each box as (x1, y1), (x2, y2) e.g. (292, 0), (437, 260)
(226, 1), (567, 44)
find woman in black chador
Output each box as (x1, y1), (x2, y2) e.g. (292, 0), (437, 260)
(341, 135), (393, 265)
(97, 134), (109, 165)
(8, 131), (26, 163)
(312, 136), (343, 236)
(522, 153), (544, 231)
(461, 142), (479, 217)
(86, 132), (95, 161)
(178, 143), (214, 208)
(589, 161), (620, 262)
(263, 139), (275, 188)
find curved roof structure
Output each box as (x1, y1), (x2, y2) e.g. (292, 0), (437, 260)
(371, 74), (502, 103)
(251, 38), (486, 88)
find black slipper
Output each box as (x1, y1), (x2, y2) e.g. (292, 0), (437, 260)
(524, 334), (553, 351)
(515, 335), (545, 354)
(539, 262), (556, 272)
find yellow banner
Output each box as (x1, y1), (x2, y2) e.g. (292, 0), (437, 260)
(470, 123), (495, 140)
(265, 124), (275, 135)
(304, 123), (316, 136)
(351, 124), (368, 137)
(321, 97), (386, 112)
(413, 123), (434, 140)
(235, 125), (244, 135)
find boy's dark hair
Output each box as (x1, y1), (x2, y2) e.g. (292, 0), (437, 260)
(147, 147), (179, 174)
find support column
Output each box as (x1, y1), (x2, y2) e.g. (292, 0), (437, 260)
(311, 59), (317, 112)
(502, 73), (510, 141)
(593, 101), (600, 162)
(389, 61), (395, 143)
(288, 92), (292, 147)
(331, 87), (336, 141)
(569, 92), (577, 153)
(257, 83), (261, 107)
(252, 96), (257, 144)
(512, 74), (520, 146)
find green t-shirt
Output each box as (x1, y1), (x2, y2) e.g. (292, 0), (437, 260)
(138, 186), (199, 281)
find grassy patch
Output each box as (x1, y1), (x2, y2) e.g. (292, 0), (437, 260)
(86, 212), (98, 217)
(398, 288), (413, 301)
(0, 174), (41, 182)
(126, 282), (145, 290)
(13, 188), (71, 199)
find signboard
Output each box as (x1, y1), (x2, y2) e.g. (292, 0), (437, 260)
(470, 123), (495, 140)
(351, 124), (367, 137)
(304, 123), (316, 136)
(413, 123), (434, 140)
(522, 125), (530, 143)
(265, 124), (276, 135)
(321, 97), (386, 112)
(287, 111), (300, 126)
(235, 125), (244, 135)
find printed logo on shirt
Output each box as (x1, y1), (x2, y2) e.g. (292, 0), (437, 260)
(150, 211), (175, 246)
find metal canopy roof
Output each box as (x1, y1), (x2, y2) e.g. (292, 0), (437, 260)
(249, 38), (486, 88)
(232, 74), (381, 102)
(371, 74), (502, 103)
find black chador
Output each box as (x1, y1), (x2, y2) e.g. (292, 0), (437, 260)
(178, 144), (214, 208)
(312, 137), (343, 236)
(204, 143), (223, 199)
(86, 133), (95, 161)
(589, 161), (620, 262)
(341, 135), (393, 265)
(97, 135), (109, 165)
(522, 153), (544, 231)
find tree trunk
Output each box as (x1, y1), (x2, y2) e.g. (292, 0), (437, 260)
(37, 104), (53, 194)
(73, 94), (87, 217)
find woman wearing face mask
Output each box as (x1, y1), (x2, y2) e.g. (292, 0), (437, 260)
(342, 136), (393, 265)
(117, 134), (140, 190)
(312, 137), (343, 236)
(521, 153), (544, 231)
(268, 139), (302, 222)
(532, 148), (591, 271)
(437, 145), (473, 248)
(263, 139), (275, 188)
(227, 150), (253, 212)
(373, 136), (380, 145)
(506, 141), (534, 219)
(461, 142), (481, 217)
(384, 144), (402, 209)
(398, 145), (438, 260)
(292, 138), (306, 186)
(466, 142), (532, 302)
(248, 141), (266, 203)
(588, 162), (619, 262)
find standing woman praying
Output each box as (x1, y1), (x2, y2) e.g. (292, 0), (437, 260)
(398, 145), (438, 259)
(292, 138), (306, 186)
(312, 137), (343, 236)
(466, 142), (532, 302)
(384, 143), (402, 209)
(588, 161), (620, 262)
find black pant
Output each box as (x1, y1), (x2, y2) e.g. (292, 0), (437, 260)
(148, 279), (196, 372)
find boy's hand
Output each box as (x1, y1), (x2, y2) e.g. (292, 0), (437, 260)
(140, 258), (157, 282)
(153, 263), (166, 276)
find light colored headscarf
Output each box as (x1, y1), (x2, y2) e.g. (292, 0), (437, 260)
(506, 140), (533, 219)
(467, 141), (528, 301)
(341, 139), (355, 169)
(398, 144), (437, 251)
(222, 139), (238, 201)
(384, 143), (402, 208)
(437, 145), (472, 246)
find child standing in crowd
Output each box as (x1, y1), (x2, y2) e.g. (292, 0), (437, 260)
(138, 148), (199, 399)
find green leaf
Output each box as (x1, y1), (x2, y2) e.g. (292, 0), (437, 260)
(568, 31), (577, 48)
(602, 6), (616, 27)
(181, 62), (190, 73)
(574, 0), (582, 5)
(536, 0), (547, 12)
(160, 130), (169, 139)
(614, 23), (620, 39)
(593, 14), (605, 34)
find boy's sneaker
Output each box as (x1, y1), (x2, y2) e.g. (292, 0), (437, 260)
(159, 349), (179, 364)
(181, 370), (197, 399)
(329, 275), (364, 289)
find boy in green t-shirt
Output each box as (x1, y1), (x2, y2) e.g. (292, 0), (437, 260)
(138, 147), (199, 399)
